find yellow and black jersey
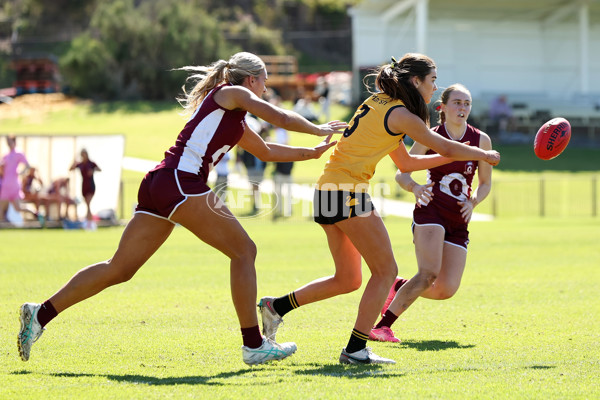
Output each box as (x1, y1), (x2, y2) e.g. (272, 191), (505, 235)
(316, 93), (406, 191)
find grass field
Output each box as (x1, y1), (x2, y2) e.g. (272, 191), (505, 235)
(1, 98), (599, 398)
(1, 216), (599, 399)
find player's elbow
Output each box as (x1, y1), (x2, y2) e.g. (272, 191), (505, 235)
(435, 142), (455, 158)
(254, 147), (277, 162)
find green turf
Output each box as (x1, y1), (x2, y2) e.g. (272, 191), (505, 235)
(1, 216), (598, 399)
(1, 99), (599, 397)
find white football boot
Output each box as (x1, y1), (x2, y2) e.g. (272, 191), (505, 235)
(339, 347), (396, 365)
(258, 296), (283, 340)
(242, 337), (297, 365)
(18, 303), (45, 361)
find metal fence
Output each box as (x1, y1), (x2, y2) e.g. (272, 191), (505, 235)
(483, 175), (598, 218)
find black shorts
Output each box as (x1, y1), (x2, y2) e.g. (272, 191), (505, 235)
(313, 189), (376, 225)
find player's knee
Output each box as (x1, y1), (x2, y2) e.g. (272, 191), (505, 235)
(424, 271), (438, 287)
(105, 260), (137, 285)
(374, 263), (398, 284)
(366, 263), (397, 293)
(388, 265), (398, 281)
(435, 286), (458, 300)
(343, 276), (362, 293)
(232, 238), (257, 263)
(416, 270), (437, 288)
(333, 272), (362, 293)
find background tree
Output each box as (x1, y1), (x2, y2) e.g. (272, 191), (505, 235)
(61, 0), (238, 99)
(1, 0), (355, 99)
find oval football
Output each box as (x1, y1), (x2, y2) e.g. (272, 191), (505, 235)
(534, 117), (571, 160)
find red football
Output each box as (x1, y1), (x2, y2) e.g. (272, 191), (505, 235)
(534, 117), (571, 160)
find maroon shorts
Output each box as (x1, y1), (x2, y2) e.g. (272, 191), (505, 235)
(81, 182), (96, 198)
(135, 168), (211, 222)
(412, 203), (469, 250)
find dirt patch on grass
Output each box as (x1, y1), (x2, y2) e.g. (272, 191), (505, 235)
(0, 93), (90, 121)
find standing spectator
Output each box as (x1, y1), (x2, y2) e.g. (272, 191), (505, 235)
(318, 78), (331, 122)
(241, 115), (266, 214)
(0, 163), (3, 200)
(214, 151), (231, 204)
(267, 95), (294, 219)
(272, 125), (294, 219)
(0, 136), (38, 222)
(70, 149), (101, 229)
(293, 92), (319, 123)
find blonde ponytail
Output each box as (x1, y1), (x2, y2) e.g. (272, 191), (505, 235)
(176, 52), (266, 115)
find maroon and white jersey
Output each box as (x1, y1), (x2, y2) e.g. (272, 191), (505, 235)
(420, 124), (481, 223)
(153, 83), (247, 183)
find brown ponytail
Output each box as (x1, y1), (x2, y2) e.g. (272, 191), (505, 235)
(365, 53), (436, 126)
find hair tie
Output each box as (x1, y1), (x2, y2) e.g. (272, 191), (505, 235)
(435, 105), (442, 111)
(390, 57), (399, 68)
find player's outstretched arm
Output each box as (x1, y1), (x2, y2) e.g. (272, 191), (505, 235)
(388, 107), (500, 166)
(237, 126), (337, 162)
(389, 140), (452, 174)
(222, 85), (347, 136)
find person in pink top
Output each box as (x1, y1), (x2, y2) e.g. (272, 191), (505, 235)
(0, 136), (38, 222)
(17, 52), (346, 366)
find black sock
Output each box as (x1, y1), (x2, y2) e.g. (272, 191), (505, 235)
(345, 329), (369, 354)
(272, 292), (299, 317)
(36, 300), (58, 328)
(374, 310), (398, 329)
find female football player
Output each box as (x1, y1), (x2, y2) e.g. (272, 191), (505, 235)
(258, 55), (500, 364)
(370, 83), (494, 343)
(70, 148), (102, 228)
(17, 52), (346, 366)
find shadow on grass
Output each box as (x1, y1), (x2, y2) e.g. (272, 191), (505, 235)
(10, 370), (32, 375)
(400, 339), (475, 351)
(13, 364), (403, 384)
(12, 368), (261, 386)
(293, 363), (403, 379)
(526, 365), (556, 370)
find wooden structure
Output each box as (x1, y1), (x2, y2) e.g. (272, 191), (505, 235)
(260, 55), (319, 100)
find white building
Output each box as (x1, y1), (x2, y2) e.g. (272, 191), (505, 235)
(349, 0), (600, 117)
